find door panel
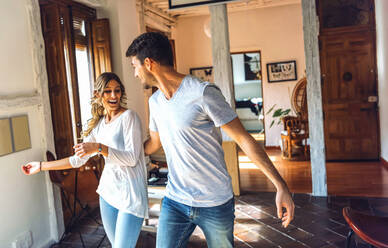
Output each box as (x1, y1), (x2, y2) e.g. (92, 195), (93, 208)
(320, 31), (379, 160)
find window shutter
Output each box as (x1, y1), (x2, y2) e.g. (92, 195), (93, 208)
(91, 19), (112, 79)
(40, 3), (75, 159)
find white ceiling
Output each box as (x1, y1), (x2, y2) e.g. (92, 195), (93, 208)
(145, 0), (301, 18)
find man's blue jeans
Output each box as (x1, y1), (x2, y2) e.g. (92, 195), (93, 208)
(156, 197), (235, 248)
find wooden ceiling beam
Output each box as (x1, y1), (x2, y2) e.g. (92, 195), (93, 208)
(140, 0), (177, 22)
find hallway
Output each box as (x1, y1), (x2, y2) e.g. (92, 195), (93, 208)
(240, 134), (388, 198)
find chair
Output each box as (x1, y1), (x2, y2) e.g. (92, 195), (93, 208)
(280, 77), (309, 160)
(343, 207), (388, 248)
(47, 151), (105, 248)
(281, 116), (309, 160)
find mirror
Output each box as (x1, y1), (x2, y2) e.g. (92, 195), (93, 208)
(231, 51), (264, 136)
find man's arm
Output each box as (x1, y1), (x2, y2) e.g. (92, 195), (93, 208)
(144, 130), (162, 156)
(221, 117), (295, 227)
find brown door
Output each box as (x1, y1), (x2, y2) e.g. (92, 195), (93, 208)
(320, 31), (379, 160)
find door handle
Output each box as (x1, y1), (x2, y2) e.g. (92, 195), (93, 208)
(368, 96), (378, 102)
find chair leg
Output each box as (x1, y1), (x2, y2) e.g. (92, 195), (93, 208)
(346, 229), (354, 248)
(288, 139), (292, 159)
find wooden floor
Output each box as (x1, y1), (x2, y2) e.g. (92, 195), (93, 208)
(51, 192), (388, 248)
(239, 134), (388, 198)
(50, 132), (388, 247)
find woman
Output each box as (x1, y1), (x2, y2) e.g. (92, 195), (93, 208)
(22, 72), (148, 248)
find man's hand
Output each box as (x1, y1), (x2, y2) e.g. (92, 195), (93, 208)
(276, 189), (295, 227)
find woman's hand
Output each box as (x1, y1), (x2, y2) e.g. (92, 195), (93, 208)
(73, 142), (98, 158)
(21, 162), (41, 175)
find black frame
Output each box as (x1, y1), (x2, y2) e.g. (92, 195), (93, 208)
(266, 60), (297, 83)
(169, 0), (235, 9)
(190, 66), (214, 82)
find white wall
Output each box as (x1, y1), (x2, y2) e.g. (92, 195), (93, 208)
(174, 4), (305, 146)
(97, 0), (147, 133)
(375, 0), (388, 161)
(0, 0), (54, 247)
(0, 0), (145, 247)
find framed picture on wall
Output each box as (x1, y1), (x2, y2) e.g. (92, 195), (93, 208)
(244, 53), (261, 81)
(190, 66), (214, 83)
(266, 60), (297, 83)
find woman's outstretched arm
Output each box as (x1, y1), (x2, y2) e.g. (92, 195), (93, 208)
(21, 158), (72, 175)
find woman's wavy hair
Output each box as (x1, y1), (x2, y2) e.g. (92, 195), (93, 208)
(81, 72), (127, 137)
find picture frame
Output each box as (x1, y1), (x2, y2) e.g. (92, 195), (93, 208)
(169, 0), (235, 10)
(243, 52), (261, 81)
(266, 60), (297, 83)
(189, 66), (214, 83)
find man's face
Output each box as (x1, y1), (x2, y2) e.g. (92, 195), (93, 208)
(131, 56), (156, 89)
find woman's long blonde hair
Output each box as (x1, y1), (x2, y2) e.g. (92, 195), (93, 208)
(81, 72), (127, 137)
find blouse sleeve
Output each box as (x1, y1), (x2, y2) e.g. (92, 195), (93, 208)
(68, 130), (97, 168)
(105, 111), (143, 167)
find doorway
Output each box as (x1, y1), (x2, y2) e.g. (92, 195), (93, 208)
(231, 51), (264, 141)
(317, 0), (380, 160)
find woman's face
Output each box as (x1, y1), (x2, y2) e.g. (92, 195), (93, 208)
(101, 80), (122, 112)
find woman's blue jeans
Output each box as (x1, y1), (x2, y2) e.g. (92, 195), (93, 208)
(156, 197), (235, 248)
(99, 197), (144, 248)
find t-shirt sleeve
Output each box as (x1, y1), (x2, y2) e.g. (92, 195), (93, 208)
(69, 130), (96, 168)
(202, 84), (238, 127)
(105, 111), (143, 167)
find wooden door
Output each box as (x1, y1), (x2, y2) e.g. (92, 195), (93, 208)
(320, 31), (379, 160)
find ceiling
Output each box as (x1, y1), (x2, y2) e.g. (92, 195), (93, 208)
(144, 0), (301, 19)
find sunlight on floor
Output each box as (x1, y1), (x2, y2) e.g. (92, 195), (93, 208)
(238, 154), (277, 169)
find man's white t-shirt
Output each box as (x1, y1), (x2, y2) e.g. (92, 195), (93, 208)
(149, 75), (237, 207)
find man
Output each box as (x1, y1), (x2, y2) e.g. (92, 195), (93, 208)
(126, 32), (294, 248)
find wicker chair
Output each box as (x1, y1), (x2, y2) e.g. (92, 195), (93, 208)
(280, 77), (309, 160)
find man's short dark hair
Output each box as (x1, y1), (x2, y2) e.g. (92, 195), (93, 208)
(126, 32), (174, 66)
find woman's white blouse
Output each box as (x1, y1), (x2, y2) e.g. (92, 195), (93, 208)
(69, 110), (148, 218)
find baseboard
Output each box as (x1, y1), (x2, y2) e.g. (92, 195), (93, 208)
(382, 157), (388, 169)
(264, 146), (281, 150)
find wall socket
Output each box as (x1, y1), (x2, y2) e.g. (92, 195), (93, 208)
(12, 231), (32, 248)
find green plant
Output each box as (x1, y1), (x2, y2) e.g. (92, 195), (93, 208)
(266, 104), (291, 128)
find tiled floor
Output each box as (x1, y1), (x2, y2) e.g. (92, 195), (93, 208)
(51, 133), (388, 247)
(51, 191), (388, 248)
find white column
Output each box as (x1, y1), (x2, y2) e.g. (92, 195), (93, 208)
(301, 0), (327, 196)
(209, 4), (235, 109)
(209, 4), (240, 196)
